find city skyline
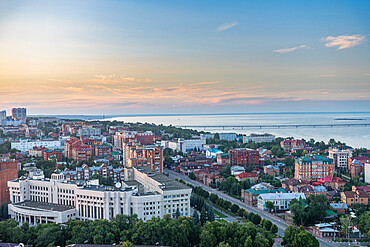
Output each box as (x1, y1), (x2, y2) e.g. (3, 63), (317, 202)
(0, 0), (369, 114)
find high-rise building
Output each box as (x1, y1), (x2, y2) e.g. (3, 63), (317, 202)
(0, 110), (6, 125)
(12, 108), (27, 122)
(295, 155), (334, 182)
(328, 147), (352, 170)
(0, 160), (20, 204)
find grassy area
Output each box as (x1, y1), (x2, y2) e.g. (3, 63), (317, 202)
(214, 210), (227, 218)
(216, 219), (228, 223)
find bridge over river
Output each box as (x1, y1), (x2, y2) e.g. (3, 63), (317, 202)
(178, 123), (369, 130)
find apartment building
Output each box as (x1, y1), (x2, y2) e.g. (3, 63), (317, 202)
(248, 133), (275, 143)
(164, 138), (206, 153)
(280, 139), (304, 153)
(218, 133), (237, 141)
(0, 160), (20, 204)
(61, 164), (124, 183)
(72, 145), (92, 161)
(0, 110), (6, 126)
(328, 147), (352, 169)
(114, 131), (154, 149)
(228, 148), (259, 167)
(12, 108), (27, 122)
(11, 139), (62, 152)
(294, 155), (334, 182)
(43, 149), (63, 162)
(257, 192), (306, 211)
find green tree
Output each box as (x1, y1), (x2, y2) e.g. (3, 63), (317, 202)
(266, 201), (274, 212)
(289, 202), (306, 226)
(200, 207), (207, 226)
(121, 241), (133, 247)
(270, 224), (278, 234)
(358, 211), (370, 236)
(230, 204), (239, 214)
(340, 215), (351, 239)
(292, 231), (319, 247)
(193, 211), (200, 224)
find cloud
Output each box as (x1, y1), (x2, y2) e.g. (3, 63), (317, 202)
(189, 81), (220, 86)
(273, 45), (309, 53)
(364, 74), (370, 76)
(310, 75), (336, 77)
(217, 21), (238, 32)
(322, 35), (365, 50)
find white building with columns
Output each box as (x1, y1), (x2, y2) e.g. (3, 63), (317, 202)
(8, 167), (191, 225)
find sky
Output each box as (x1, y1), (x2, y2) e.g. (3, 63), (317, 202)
(0, 0), (369, 115)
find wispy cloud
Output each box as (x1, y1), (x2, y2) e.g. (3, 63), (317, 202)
(189, 81), (220, 86)
(217, 21), (238, 32)
(311, 75), (336, 77)
(322, 35), (365, 50)
(273, 45), (309, 53)
(364, 74), (370, 76)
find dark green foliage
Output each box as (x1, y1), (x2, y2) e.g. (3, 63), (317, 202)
(283, 225), (319, 247)
(230, 204), (239, 214)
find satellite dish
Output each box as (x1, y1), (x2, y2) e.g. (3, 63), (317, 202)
(115, 182), (122, 188)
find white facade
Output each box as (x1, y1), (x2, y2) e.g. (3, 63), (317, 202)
(165, 138), (206, 153)
(218, 133), (237, 141)
(248, 133), (275, 143)
(328, 148), (352, 169)
(11, 139), (62, 152)
(365, 163), (370, 184)
(257, 193), (306, 211)
(200, 133), (215, 140)
(8, 167), (191, 225)
(78, 127), (101, 136)
(24, 166), (45, 180)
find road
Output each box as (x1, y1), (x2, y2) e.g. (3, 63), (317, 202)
(166, 169), (364, 247)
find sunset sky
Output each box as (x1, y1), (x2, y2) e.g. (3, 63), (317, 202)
(0, 0), (369, 115)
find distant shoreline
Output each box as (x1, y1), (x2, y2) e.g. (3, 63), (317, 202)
(29, 111), (370, 120)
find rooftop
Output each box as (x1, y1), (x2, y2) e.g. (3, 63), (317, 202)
(13, 201), (74, 212)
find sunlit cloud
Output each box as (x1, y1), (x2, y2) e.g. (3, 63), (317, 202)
(189, 81), (220, 86)
(217, 21), (238, 32)
(273, 45), (309, 53)
(322, 35), (365, 50)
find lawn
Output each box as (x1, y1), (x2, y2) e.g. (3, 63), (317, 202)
(214, 210), (227, 218)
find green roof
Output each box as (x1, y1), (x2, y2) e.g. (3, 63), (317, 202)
(325, 210), (338, 216)
(243, 188), (286, 196)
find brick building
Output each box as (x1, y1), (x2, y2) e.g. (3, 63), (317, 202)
(43, 149), (63, 162)
(228, 148), (259, 167)
(114, 131), (154, 149)
(61, 164), (124, 183)
(280, 139), (304, 153)
(294, 155), (334, 182)
(0, 160), (19, 204)
(72, 145), (92, 161)
(217, 153), (230, 165)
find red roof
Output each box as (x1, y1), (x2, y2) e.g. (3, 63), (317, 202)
(236, 172), (258, 179)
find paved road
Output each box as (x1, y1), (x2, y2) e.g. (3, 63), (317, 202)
(166, 169), (364, 247)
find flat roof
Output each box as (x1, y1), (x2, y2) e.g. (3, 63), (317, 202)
(14, 201), (74, 212)
(136, 167), (191, 191)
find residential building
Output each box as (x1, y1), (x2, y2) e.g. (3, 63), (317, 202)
(251, 182), (274, 191)
(200, 133), (215, 140)
(0, 110), (6, 126)
(241, 188), (286, 206)
(78, 127), (101, 136)
(341, 189), (368, 206)
(366, 163), (370, 183)
(203, 173), (224, 186)
(229, 148), (259, 167)
(248, 133), (275, 143)
(165, 138), (206, 153)
(218, 133), (237, 141)
(11, 108), (27, 123)
(280, 139), (305, 153)
(206, 149), (223, 158)
(282, 178), (310, 192)
(61, 164), (124, 183)
(263, 165), (280, 176)
(257, 192), (306, 211)
(0, 160), (20, 204)
(28, 146), (46, 158)
(114, 131), (154, 149)
(311, 223), (339, 238)
(330, 203), (348, 214)
(348, 159), (364, 178)
(72, 145), (92, 161)
(314, 176), (347, 191)
(11, 139), (62, 152)
(230, 165), (245, 176)
(217, 153), (230, 165)
(294, 155), (334, 182)
(43, 149), (63, 162)
(23, 166), (45, 180)
(328, 147), (352, 169)
(235, 172), (258, 183)
(297, 185), (327, 197)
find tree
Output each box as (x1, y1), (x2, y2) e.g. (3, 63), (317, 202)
(189, 172), (197, 180)
(193, 211), (200, 224)
(230, 204), (239, 214)
(289, 202), (306, 226)
(358, 211), (370, 236)
(175, 208), (180, 219)
(121, 241), (133, 247)
(292, 231), (319, 247)
(270, 224), (278, 234)
(207, 207), (215, 222)
(263, 219), (272, 231)
(237, 208), (245, 217)
(265, 201), (274, 213)
(340, 215), (351, 239)
(250, 214), (261, 225)
(282, 226), (303, 247)
(200, 207), (207, 226)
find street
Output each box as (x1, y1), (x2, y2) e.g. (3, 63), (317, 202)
(166, 169), (364, 247)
